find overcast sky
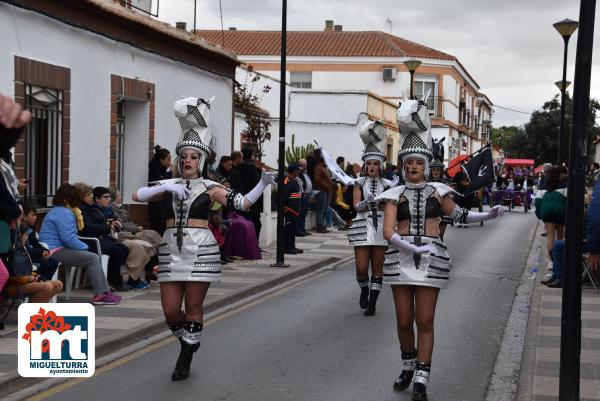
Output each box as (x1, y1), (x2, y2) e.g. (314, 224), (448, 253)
(157, 0), (600, 128)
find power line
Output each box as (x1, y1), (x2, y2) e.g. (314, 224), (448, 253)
(493, 104), (533, 115)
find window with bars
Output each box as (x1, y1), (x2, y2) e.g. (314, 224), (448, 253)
(414, 80), (437, 116)
(24, 85), (63, 208)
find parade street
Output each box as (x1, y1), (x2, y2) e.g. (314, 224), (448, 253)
(34, 210), (537, 401)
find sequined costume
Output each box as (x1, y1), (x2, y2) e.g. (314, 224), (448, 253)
(376, 181), (464, 288)
(348, 176), (392, 247)
(158, 178), (224, 283)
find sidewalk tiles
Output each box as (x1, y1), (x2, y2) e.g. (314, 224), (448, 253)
(523, 276), (600, 400)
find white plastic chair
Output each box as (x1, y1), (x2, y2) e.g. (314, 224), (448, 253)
(583, 254), (600, 294)
(62, 236), (107, 300)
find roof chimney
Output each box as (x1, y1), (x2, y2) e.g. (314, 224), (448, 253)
(325, 20), (334, 32)
(175, 21), (187, 30)
(334, 24), (343, 32)
(229, 27), (237, 31)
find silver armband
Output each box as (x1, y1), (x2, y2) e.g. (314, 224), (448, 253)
(226, 190), (247, 211)
(448, 205), (469, 224)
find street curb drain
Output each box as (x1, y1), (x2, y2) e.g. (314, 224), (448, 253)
(484, 221), (542, 401)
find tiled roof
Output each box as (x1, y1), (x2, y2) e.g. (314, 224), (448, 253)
(194, 30), (455, 60)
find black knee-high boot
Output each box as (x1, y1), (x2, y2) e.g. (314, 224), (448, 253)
(172, 320), (203, 381)
(364, 276), (382, 316)
(393, 350), (417, 391)
(357, 275), (369, 309)
(412, 362), (431, 401)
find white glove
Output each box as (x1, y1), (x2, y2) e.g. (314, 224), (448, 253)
(136, 182), (190, 202)
(415, 243), (437, 255)
(245, 172), (276, 205)
(355, 193), (375, 212)
(389, 233), (420, 254)
(389, 175), (400, 188)
(261, 171), (277, 186)
(464, 205), (505, 223)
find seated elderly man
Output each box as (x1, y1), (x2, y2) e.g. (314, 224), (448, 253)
(543, 179), (600, 288)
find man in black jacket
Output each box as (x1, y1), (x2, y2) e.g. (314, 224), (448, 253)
(284, 163), (303, 254)
(239, 147), (263, 241)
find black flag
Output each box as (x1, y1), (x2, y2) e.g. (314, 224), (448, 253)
(461, 146), (494, 195)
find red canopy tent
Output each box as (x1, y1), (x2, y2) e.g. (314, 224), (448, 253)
(503, 158), (534, 166)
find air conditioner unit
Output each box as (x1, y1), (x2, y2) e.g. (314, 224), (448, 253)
(382, 67), (397, 82)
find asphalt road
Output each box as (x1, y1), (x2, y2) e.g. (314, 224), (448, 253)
(39, 209), (537, 401)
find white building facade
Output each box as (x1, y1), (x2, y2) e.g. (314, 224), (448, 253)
(0, 1), (238, 216)
(199, 25), (493, 165)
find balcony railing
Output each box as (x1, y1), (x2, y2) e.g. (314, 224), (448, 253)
(415, 95), (444, 118)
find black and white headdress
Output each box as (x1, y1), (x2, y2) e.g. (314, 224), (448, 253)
(396, 95), (433, 163)
(359, 119), (387, 163)
(174, 96), (214, 160)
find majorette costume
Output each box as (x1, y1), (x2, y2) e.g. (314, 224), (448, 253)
(135, 97), (274, 381)
(348, 120), (395, 316)
(376, 99), (504, 400)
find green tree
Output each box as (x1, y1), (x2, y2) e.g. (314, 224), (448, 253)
(234, 68), (272, 160)
(501, 94), (600, 164)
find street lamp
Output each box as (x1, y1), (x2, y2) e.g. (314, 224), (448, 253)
(553, 18), (579, 164)
(554, 80), (571, 92)
(403, 59), (422, 99)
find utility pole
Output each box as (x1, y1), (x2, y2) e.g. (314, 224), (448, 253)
(272, 0), (289, 268)
(559, 1), (596, 400)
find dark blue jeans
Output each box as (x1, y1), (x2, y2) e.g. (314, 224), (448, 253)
(312, 191), (329, 229)
(297, 195), (310, 234)
(551, 240), (565, 281)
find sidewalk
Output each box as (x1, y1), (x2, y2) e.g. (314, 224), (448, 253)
(0, 231), (353, 397)
(518, 238), (600, 400)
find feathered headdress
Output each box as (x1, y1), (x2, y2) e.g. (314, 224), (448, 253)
(359, 119), (387, 163)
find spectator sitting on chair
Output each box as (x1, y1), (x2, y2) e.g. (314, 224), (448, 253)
(76, 183), (130, 292)
(39, 183), (120, 305)
(94, 186), (154, 291)
(4, 224), (63, 303)
(109, 187), (162, 282)
(21, 204), (59, 281)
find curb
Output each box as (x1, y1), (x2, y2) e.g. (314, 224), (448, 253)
(0, 254), (352, 398)
(484, 220), (543, 401)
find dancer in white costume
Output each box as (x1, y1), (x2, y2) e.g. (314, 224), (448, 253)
(133, 97), (275, 381)
(348, 120), (397, 316)
(376, 98), (504, 401)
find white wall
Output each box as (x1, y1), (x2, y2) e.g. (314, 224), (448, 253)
(234, 91), (370, 168)
(0, 3), (234, 194)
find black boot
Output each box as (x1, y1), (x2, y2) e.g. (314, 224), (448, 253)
(412, 362), (431, 401)
(364, 276), (382, 316)
(393, 350), (417, 391)
(171, 321), (203, 381)
(357, 275), (369, 309)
